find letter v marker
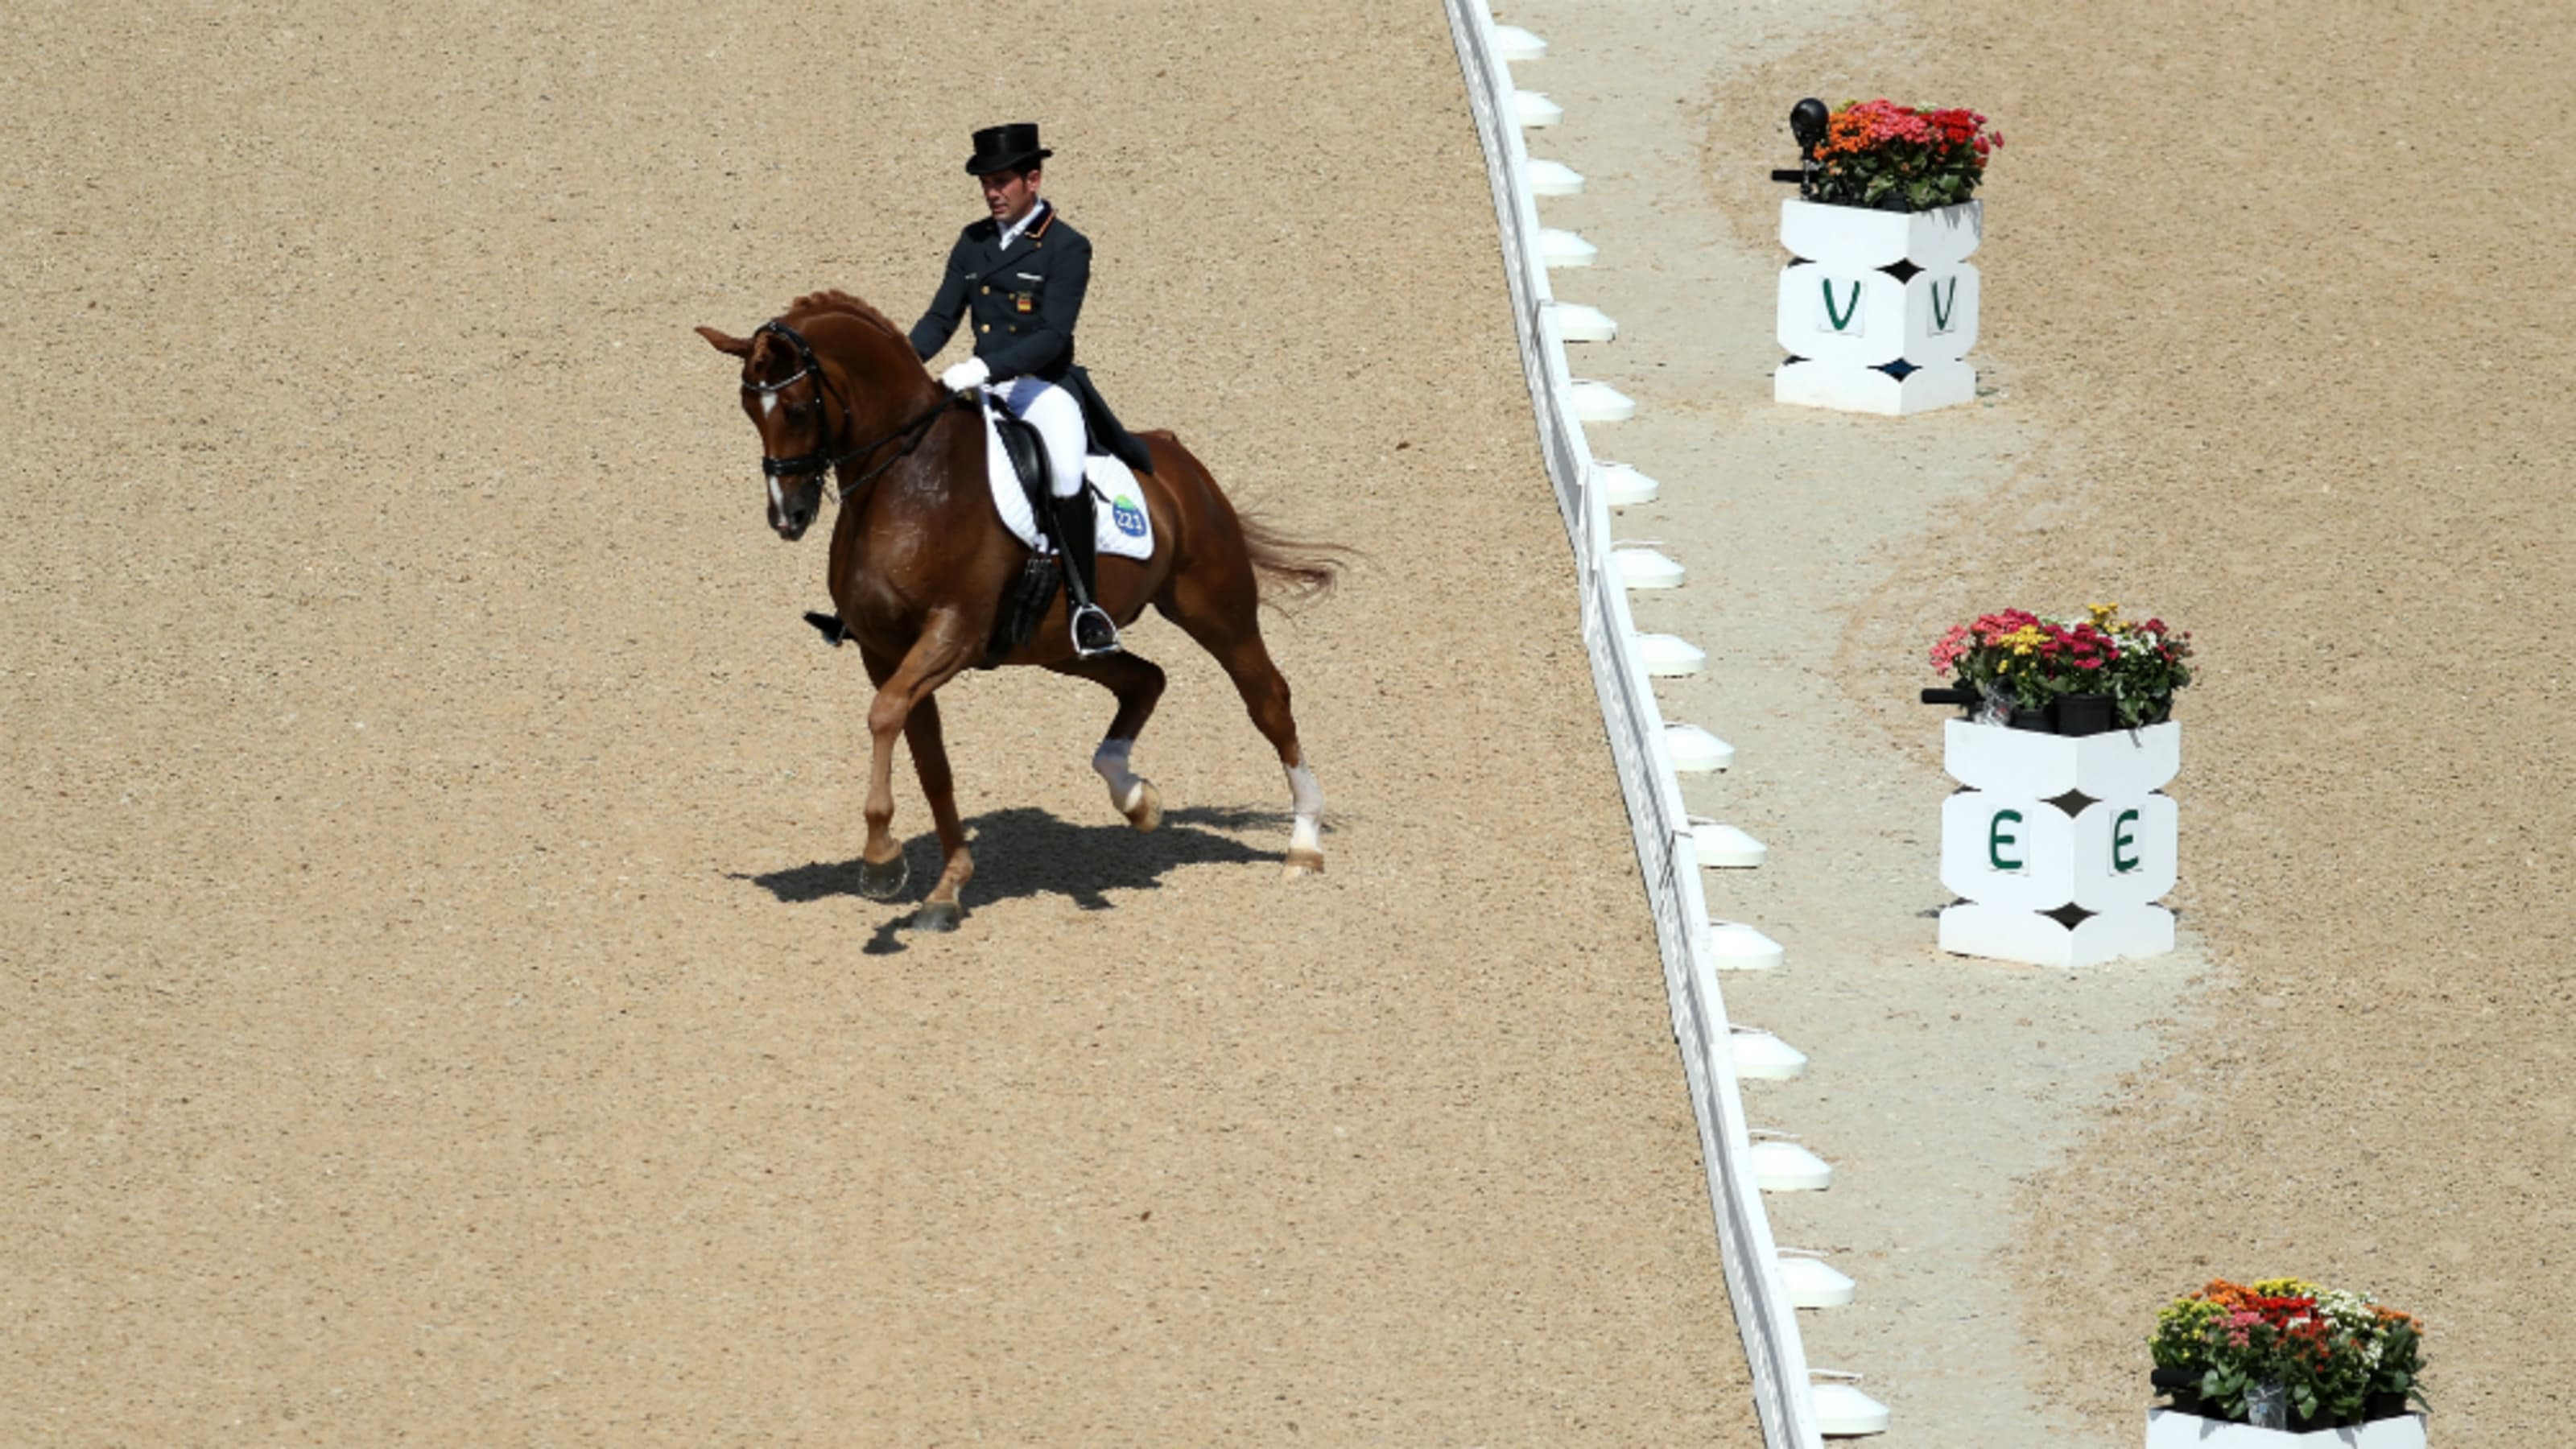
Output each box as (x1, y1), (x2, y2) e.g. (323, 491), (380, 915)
(1819, 277), (1861, 332)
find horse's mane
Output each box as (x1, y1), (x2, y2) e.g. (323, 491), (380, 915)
(781, 289), (909, 347)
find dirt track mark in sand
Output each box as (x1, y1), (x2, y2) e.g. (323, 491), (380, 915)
(0, 4), (1759, 1443)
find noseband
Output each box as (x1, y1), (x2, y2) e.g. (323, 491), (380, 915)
(743, 319), (956, 503)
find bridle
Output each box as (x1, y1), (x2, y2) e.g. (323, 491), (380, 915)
(742, 319), (956, 505)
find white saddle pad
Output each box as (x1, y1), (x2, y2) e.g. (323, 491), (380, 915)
(980, 402), (1155, 562)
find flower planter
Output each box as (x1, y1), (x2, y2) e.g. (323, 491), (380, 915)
(1775, 197), (1981, 416)
(2146, 1280), (2426, 1449)
(1938, 719), (2178, 967)
(2146, 1407), (2425, 1448)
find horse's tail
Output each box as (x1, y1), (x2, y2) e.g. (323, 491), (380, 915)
(1237, 510), (1355, 611)
(1143, 429), (1354, 610)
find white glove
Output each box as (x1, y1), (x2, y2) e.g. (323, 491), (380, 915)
(940, 357), (990, 395)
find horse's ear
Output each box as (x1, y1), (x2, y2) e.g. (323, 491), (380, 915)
(696, 325), (753, 357)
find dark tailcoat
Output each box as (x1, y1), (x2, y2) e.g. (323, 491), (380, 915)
(910, 203), (1150, 472)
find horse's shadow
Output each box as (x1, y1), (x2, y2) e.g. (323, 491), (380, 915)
(737, 803), (1294, 954)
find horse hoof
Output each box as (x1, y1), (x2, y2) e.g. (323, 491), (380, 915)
(1282, 848), (1327, 879)
(912, 899), (963, 933)
(857, 852), (910, 901)
(1124, 780), (1163, 833)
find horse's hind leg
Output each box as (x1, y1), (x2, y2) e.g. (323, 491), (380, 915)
(1048, 652), (1168, 832)
(1162, 578), (1323, 877)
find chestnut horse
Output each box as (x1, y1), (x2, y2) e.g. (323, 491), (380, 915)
(696, 291), (1341, 931)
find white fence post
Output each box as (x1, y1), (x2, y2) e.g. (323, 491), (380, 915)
(1438, 3), (1827, 1444)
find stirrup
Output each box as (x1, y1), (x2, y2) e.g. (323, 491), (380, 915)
(1070, 602), (1121, 657)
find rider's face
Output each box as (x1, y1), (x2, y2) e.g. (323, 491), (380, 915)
(979, 167), (1041, 226)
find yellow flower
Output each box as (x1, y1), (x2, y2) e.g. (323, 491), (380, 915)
(2252, 1277), (2318, 1298)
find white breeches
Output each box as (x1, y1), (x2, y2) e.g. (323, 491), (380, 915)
(994, 376), (1086, 499)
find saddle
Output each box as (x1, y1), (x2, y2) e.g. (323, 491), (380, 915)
(804, 386), (1147, 664)
(982, 411), (1063, 667)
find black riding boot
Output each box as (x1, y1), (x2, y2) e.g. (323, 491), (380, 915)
(1050, 488), (1121, 656)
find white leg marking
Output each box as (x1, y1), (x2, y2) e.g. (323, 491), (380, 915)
(1092, 738), (1146, 815)
(1286, 757), (1323, 854)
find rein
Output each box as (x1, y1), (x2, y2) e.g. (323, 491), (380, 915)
(744, 319), (957, 505)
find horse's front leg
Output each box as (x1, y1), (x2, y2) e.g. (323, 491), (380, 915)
(899, 691), (973, 931)
(854, 616), (979, 902)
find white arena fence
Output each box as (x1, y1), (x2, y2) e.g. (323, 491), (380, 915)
(1439, 3), (1827, 1446)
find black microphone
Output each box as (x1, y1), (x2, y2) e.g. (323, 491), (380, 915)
(1790, 97), (1831, 157)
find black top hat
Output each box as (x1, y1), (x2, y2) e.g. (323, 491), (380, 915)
(964, 123), (1052, 175)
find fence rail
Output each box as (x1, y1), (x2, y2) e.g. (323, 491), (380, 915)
(1437, 4), (1825, 1445)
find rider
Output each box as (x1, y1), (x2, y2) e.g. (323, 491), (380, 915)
(910, 122), (1120, 657)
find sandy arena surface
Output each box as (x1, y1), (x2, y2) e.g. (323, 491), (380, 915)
(1501, 0), (2201, 1440)
(0, 3), (1764, 1443)
(1687, 0), (2572, 1442)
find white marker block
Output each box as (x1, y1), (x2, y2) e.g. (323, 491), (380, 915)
(1811, 1380), (1892, 1436)
(1774, 198), (1984, 417)
(1773, 357), (1975, 416)
(1943, 719), (2181, 799)
(1664, 722), (1733, 772)
(1707, 919), (1784, 970)
(2148, 1408), (2423, 1449)
(1906, 264), (1981, 363)
(1538, 227), (1596, 267)
(1777, 1253), (1856, 1307)
(1730, 1029), (1809, 1080)
(1612, 546), (1683, 589)
(1936, 721), (2182, 966)
(1524, 158), (1586, 196)
(1749, 1139), (1833, 1191)
(1940, 790), (2079, 912)
(1632, 632), (1703, 676)
(1492, 24), (1547, 61)
(1513, 90), (1563, 128)
(1776, 262), (1909, 368)
(1569, 379), (1633, 421)
(1938, 901), (2175, 968)
(2070, 794), (2179, 911)
(1554, 302), (1617, 341)
(1690, 819), (1766, 868)
(1596, 461), (1660, 506)
(1781, 197), (1980, 270)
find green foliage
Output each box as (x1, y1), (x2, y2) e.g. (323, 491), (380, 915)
(2150, 1279), (2428, 1430)
(1806, 99), (2000, 213)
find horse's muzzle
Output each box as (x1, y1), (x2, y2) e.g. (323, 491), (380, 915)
(769, 489), (815, 539)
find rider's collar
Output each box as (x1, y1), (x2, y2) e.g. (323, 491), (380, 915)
(998, 200), (1051, 249)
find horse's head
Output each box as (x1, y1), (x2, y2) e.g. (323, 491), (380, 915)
(696, 320), (839, 540)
